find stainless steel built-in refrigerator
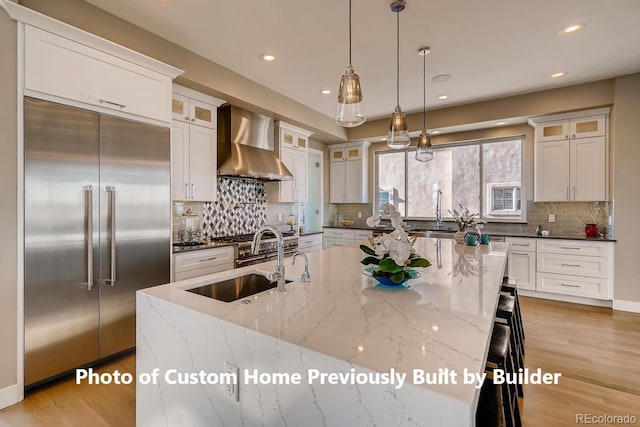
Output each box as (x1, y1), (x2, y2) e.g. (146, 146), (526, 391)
(24, 97), (170, 386)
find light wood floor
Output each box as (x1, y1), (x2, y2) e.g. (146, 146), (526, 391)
(1, 297), (639, 426)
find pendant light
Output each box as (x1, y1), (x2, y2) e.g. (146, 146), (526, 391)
(387, 0), (410, 149)
(335, 0), (366, 127)
(416, 47), (434, 162)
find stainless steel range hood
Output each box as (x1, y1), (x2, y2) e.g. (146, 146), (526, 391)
(217, 105), (293, 181)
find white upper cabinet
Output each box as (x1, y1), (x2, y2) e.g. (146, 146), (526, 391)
(24, 25), (181, 124)
(170, 85), (225, 202)
(267, 121), (313, 203)
(531, 108), (609, 202)
(329, 141), (369, 203)
(172, 92), (217, 128)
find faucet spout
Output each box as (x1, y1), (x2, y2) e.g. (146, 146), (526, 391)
(252, 225), (286, 292)
(292, 251), (311, 282)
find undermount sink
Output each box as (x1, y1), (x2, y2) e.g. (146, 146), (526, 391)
(410, 230), (456, 239)
(186, 273), (293, 302)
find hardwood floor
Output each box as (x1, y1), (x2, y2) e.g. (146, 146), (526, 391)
(1, 297), (639, 426)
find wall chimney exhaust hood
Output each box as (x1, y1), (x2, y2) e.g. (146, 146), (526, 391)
(217, 105), (293, 181)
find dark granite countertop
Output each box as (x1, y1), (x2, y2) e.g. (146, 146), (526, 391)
(172, 240), (236, 254)
(299, 230), (323, 236)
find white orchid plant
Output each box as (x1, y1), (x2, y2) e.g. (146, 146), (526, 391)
(361, 204), (431, 283)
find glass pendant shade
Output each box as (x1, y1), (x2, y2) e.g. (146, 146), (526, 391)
(415, 131), (434, 162)
(335, 65), (366, 127)
(387, 106), (410, 149)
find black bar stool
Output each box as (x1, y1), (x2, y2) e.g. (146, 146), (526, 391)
(484, 322), (522, 427)
(502, 277), (525, 343)
(496, 294), (524, 398)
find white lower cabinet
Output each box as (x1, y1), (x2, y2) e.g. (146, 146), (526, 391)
(173, 246), (234, 281)
(323, 228), (372, 248)
(297, 234), (323, 253)
(506, 238), (536, 291)
(537, 272), (609, 300)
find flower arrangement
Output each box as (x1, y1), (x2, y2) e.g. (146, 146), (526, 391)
(286, 218), (296, 232)
(361, 204), (431, 284)
(449, 204), (483, 232)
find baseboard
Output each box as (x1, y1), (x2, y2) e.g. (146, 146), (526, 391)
(0, 384), (19, 410)
(613, 299), (640, 313)
(518, 289), (612, 308)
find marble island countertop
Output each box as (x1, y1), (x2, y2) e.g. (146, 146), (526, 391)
(138, 238), (509, 426)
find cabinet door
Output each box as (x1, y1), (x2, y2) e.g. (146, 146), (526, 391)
(170, 121), (190, 200)
(281, 130), (296, 149)
(25, 26), (171, 123)
(570, 115), (605, 139)
(508, 251), (535, 291)
(535, 140), (570, 201)
(172, 94), (190, 123)
(344, 160), (365, 203)
(293, 150), (308, 202)
(188, 125), (217, 201)
(570, 137), (606, 201)
(330, 149), (346, 162)
(279, 148), (295, 202)
(296, 135), (308, 149)
(346, 146), (363, 160)
(189, 99), (216, 128)
(537, 120), (570, 142)
(330, 161), (346, 203)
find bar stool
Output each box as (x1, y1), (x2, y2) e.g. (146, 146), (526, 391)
(485, 322), (522, 427)
(495, 294), (524, 398)
(502, 277), (525, 343)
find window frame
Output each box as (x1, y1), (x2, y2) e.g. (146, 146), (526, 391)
(373, 135), (526, 223)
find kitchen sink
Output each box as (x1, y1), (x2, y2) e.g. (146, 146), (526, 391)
(410, 230), (456, 239)
(186, 273), (293, 302)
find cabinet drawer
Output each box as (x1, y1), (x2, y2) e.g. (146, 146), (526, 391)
(354, 230), (372, 241)
(506, 237), (536, 252)
(536, 239), (610, 257)
(537, 272), (608, 299)
(323, 229), (355, 239)
(174, 247), (235, 273)
(174, 263), (234, 281)
(323, 239), (351, 249)
(298, 234), (322, 249)
(537, 253), (607, 278)
(25, 26), (172, 123)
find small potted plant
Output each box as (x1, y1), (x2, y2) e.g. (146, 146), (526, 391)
(449, 204), (483, 244)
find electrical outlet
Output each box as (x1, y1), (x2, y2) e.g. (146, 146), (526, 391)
(358, 212), (362, 218)
(476, 223), (484, 230)
(277, 214), (282, 221)
(224, 362), (239, 401)
(548, 214), (556, 223)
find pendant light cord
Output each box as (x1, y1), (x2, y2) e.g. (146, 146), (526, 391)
(396, 10), (400, 108)
(348, 0), (352, 66)
(423, 50), (426, 130)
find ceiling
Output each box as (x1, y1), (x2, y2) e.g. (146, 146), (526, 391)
(84, 0), (640, 123)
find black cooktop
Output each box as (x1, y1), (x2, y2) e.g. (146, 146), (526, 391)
(173, 241), (206, 247)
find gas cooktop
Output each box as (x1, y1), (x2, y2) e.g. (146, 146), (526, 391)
(210, 231), (296, 244)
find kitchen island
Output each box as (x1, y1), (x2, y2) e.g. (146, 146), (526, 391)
(136, 238), (508, 426)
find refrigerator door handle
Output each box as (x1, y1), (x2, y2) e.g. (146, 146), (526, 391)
(106, 185), (117, 286)
(83, 185), (94, 291)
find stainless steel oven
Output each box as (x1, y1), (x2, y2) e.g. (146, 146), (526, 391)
(235, 236), (298, 267)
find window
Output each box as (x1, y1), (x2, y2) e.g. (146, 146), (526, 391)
(375, 137), (525, 222)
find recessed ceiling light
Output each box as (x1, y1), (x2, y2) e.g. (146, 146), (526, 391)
(437, 95), (448, 100)
(320, 89), (331, 95)
(561, 23), (585, 34)
(552, 71), (567, 78)
(260, 53), (275, 62)
(432, 74), (452, 83)
(431, 130), (440, 135)
(496, 121), (506, 126)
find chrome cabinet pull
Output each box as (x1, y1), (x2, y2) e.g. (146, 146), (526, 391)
(560, 283), (580, 288)
(191, 183), (195, 199)
(511, 252), (529, 256)
(199, 257), (218, 262)
(185, 183), (189, 199)
(106, 186), (117, 286)
(98, 99), (126, 109)
(84, 185), (94, 291)
(561, 246), (581, 250)
(561, 263), (581, 267)
(572, 186), (576, 200)
(512, 243), (529, 247)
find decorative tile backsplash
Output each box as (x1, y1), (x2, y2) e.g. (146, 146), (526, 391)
(202, 178), (267, 237)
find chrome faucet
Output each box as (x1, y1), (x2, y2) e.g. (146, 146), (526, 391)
(292, 251), (311, 282)
(252, 225), (286, 292)
(435, 189), (443, 229)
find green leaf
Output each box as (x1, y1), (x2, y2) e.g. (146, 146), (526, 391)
(379, 258), (403, 273)
(408, 258), (432, 268)
(389, 271), (405, 283)
(360, 256), (380, 266)
(360, 245), (376, 256)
